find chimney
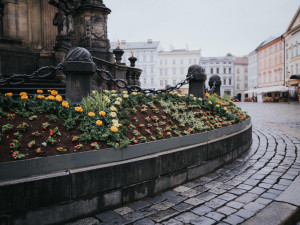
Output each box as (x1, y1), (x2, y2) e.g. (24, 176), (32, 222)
(147, 39), (153, 44)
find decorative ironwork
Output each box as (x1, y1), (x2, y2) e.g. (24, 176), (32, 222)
(0, 64), (63, 86)
(96, 68), (194, 95)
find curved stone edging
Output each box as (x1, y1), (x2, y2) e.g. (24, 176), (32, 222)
(0, 119), (252, 225)
(0, 118), (251, 181)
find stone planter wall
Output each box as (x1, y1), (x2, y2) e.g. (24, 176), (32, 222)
(0, 118), (252, 225)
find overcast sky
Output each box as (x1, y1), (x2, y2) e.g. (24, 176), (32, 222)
(105, 0), (299, 57)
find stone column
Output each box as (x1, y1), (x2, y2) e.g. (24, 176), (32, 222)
(63, 47), (96, 104)
(187, 65), (207, 98)
(209, 75), (222, 96)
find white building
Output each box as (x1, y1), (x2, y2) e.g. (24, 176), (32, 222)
(110, 39), (162, 90)
(234, 57), (249, 101)
(157, 49), (201, 93)
(247, 50), (258, 98)
(284, 6), (300, 101)
(199, 56), (235, 97)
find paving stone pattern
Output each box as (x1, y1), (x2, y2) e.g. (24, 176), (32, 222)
(67, 123), (300, 225)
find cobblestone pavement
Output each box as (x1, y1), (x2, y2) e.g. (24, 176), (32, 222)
(67, 103), (300, 225)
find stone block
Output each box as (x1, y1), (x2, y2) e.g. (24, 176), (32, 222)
(187, 158), (221, 181)
(123, 180), (156, 204)
(0, 172), (70, 214)
(155, 171), (187, 194)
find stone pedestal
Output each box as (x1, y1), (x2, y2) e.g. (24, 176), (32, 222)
(63, 47), (96, 104)
(187, 65), (207, 98)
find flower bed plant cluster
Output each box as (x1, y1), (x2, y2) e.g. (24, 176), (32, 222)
(0, 90), (247, 162)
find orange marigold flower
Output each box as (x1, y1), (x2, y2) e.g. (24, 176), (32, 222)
(55, 95), (63, 102)
(21, 95), (28, 100)
(99, 111), (106, 116)
(75, 107), (83, 112)
(37, 90), (43, 94)
(88, 112), (95, 117)
(51, 90), (58, 96)
(205, 93), (210, 98)
(20, 92), (27, 96)
(38, 95), (45, 99)
(5, 92), (13, 97)
(96, 120), (103, 126)
(62, 101), (69, 108)
(110, 126), (118, 133)
(48, 95), (55, 100)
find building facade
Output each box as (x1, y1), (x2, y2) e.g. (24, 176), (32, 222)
(247, 51), (258, 98)
(284, 6), (300, 101)
(111, 39), (161, 90)
(234, 57), (249, 101)
(199, 56), (235, 97)
(157, 49), (201, 93)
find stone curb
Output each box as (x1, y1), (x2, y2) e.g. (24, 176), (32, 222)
(242, 175), (300, 225)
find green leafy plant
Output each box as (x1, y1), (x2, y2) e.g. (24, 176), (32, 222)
(47, 114), (58, 122)
(13, 132), (23, 141)
(2, 124), (13, 133)
(28, 140), (36, 148)
(50, 127), (61, 136)
(74, 144), (83, 150)
(42, 122), (50, 130)
(46, 136), (56, 145)
(90, 142), (100, 150)
(12, 151), (26, 160)
(29, 115), (38, 121)
(7, 113), (15, 121)
(10, 139), (20, 151)
(57, 147), (67, 153)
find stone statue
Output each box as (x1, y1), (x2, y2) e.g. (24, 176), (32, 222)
(49, 0), (79, 36)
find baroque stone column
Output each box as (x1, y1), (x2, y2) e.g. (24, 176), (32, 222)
(73, 0), (112, 61)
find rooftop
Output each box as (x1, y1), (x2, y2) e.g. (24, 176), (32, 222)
(235, 57), (248, 64)
(255, 36), (282, 50)
(110, 40), (160, 50)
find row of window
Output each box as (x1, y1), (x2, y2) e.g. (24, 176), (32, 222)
(286, 42), (299, 60)
(260, 42), (284, 57)
(258, 54), (283, 69)
(159, 58), (198, 66)
(122, 54), (155, 63)
(286, 64), (299, 75)
(201, 61), (233, 65)
(204, 67), (233, 74)
(159, 68), (186, 76)
(159, 80), (184, 87)
(258, 73), (283, 83)
(143, 78), (155, 85)
(236, 83), (248, 90)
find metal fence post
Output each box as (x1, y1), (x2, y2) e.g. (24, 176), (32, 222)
(63, 47), (96, 104)
(188, 65), (207, 98)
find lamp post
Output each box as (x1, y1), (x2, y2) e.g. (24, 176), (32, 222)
(287, 71), (290, 103)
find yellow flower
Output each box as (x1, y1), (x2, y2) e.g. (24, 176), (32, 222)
(122, 91), (128, 94)
(110, 112), (117, 118)
(193, 97), (196, 101)
(96, 120), (103, 126)
(38, 95), (45, 99)
(114, 101), (121, 105)
(205, 93), (210, 98)
(198, 98), (202, 101)
(99, 111), (106, 116)
(209, 101), (212, 105)
(190, 94), (194, 97)
(112, 119), (121, 127)
(75, 107), (83, 112)
(21, 95), (28, 100)
(132, 92), (138, 95)
(110, 106), (117, 112)
(110, 126), (118, 132)
(111, 90), (117, 94)
(5, 93), (13, 97)
(55, 95), (63, 102)
(224, 107), (228, 111)
(111, 94), (117, 97)
(48, 95), (55, 100)
(37, 90), (43, 94)
(62, 101), (69, 108)
(116, 97), (122, 102)
(20, 92), (27, 96)
(123, 94), (129, 99)
(47, 90), (51, 93)
(216, 104), (220, 108)
(88, 112), (96, 117)
(104, 90), (110, 94)
(92, 90), (97, 95)
(51, 90), (58, 96)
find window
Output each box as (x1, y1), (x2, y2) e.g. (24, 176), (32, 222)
(180, 68), (184, 75)
(143, 67), (147, 74)
(143, 55), (146, 62)
(165, 69), (168, 75)
(229, 79), (232, 85)
(160, 80), (163, 86)
(291, 65), (294, 75)
(151, 78), (154, 85)
(173, 80), (176, 85)
(229, 68), (232, 74)
(244, 68), (248, 73)
(151, 67), (154, 74)
(286, 51), (289, 60)
(269, 74), (271, 82)
(160, 69), (163, 75)
(237, 76), (241, 81)
(165, 80), (168, 86)
(245, 83), (248, 89)
(216, 68), (219, 73)
(296, 64), (298, 74)
(237, 68), (240, 74)
(165, 59), (167, 65)
(224, 68), (226, 74)
(223, 78), (226, 85)
(173, 59), (176, 65)
(210, 68), (213, 74)
(172, 68), (176, 75)
(144, 78), (146, 84)
(237, 83), (240, 89)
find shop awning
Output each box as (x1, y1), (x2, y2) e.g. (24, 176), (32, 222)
(290, 75), (300, 79)
(250, 86), (288, 94)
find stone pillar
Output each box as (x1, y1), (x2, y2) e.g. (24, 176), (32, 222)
(74, 0), (112, 61)
(187, 65), (207, 98)
(209, 75), (222, 96)
(63, 47), (96, 104)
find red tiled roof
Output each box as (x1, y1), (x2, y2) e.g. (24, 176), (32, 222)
(235, 57), (248, 64)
